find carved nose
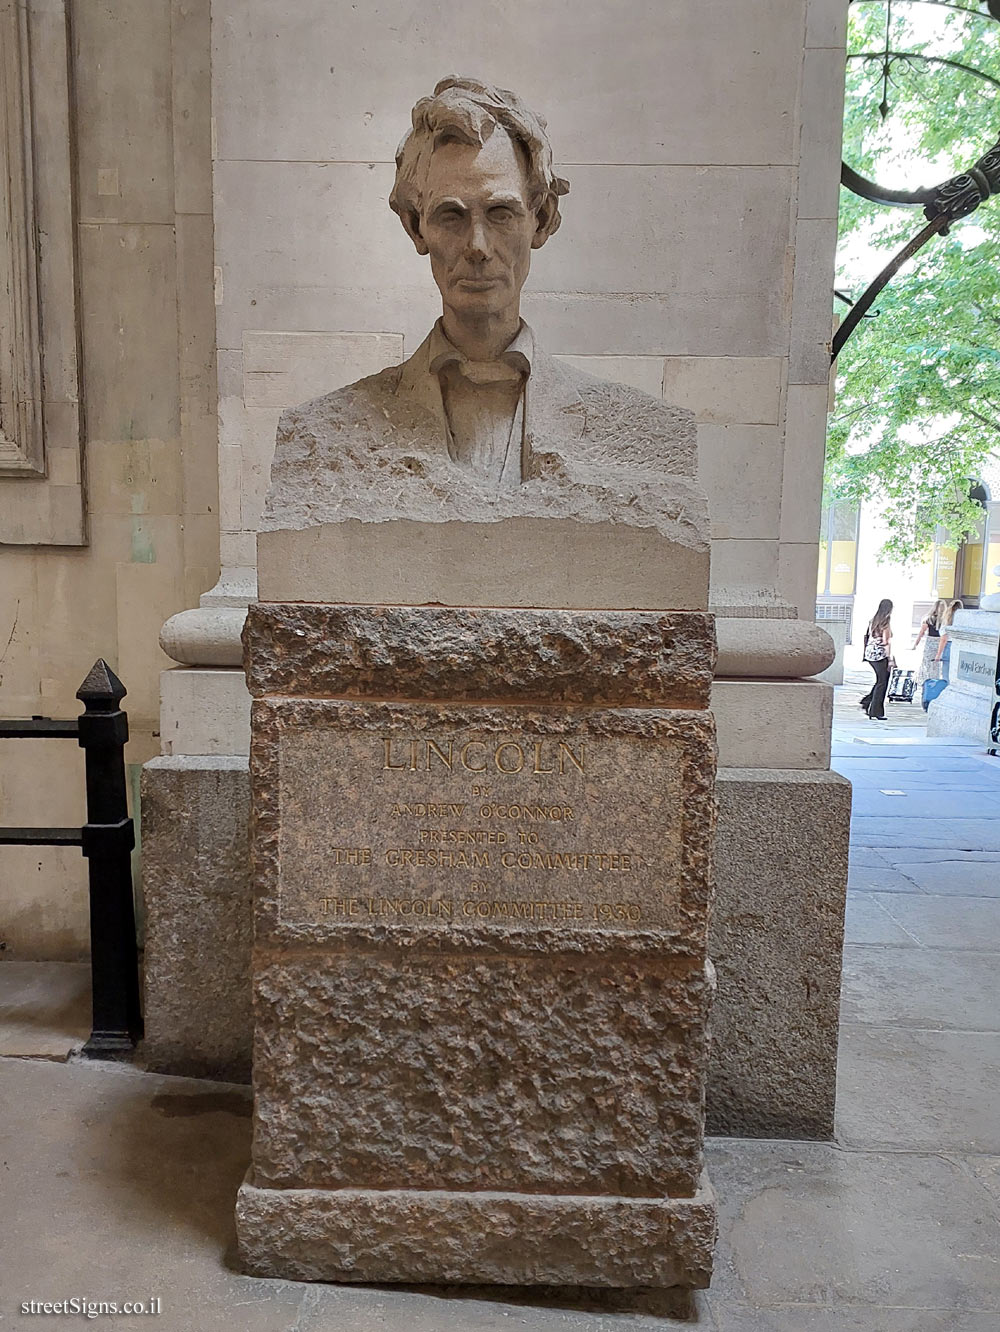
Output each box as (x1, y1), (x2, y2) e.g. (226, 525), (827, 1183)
(466, 222), (491, 260)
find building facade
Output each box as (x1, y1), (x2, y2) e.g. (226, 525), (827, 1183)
(1, 0), (852, 1138)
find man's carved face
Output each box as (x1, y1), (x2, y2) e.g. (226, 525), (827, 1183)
(411, 128), (548, 324)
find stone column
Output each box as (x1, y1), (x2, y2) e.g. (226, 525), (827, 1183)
(707, 597), (850, 1140)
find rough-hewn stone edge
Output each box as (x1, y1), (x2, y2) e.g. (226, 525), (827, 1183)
(243, 603), (715, 706)
(707, 768), (851, 1141)
(249, 699), (717, 950)
(249, 947), (714, 998)
(250, 929), (711, 960)
(234, 1171), (717, 1288)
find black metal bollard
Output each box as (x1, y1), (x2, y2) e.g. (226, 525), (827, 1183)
(76, 660), (143, 1055)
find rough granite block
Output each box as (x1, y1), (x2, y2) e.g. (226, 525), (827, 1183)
(238, 603), (717, 1286)
(243, 603), (716, 708)
(235, 1173), (718, 1288)
(252, 950), (714, 1197)
(137, 759), (850, 1144)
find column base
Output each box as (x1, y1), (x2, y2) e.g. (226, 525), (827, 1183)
(709, 767), (851, 1139)
(235, 1172), (717, 1288)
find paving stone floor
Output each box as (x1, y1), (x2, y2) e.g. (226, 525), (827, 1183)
(1, 671), (998, 1329)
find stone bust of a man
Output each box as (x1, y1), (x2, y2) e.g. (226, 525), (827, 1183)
(263, 76), (702, 542)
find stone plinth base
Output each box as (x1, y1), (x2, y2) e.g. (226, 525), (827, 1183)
(235, 1173), (717, 1288)
(240, 602), (717, 1288)
(139, 756), (252, 1082)
(712, 679), (832, 769)
(160, 666), (251, 756)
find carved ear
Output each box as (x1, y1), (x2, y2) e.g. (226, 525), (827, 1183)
(400, 209), (429, 256)
(531, 195), (558, 249)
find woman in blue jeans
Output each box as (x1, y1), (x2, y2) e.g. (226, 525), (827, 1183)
(860, 599), (894, 720)
(933, 598), (964, 675)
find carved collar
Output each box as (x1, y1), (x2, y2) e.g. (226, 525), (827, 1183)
(427, 319), (534, 384)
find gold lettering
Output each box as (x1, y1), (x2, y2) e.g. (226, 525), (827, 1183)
(384, 847), (490, 870)
(498, 849), (633, 872)
(479, 803), (575, 821)
(418, 828), (507, 845)
(319, 896), (359, 917)
(460, 740), (488, 773)
(383, 738), (405, 770)
(452, 898), (589, 922)
(532, 741), (554, 774)
(321, 897), (639, 926)
(494, 741), (525, 774)
(330, 846), (371, 866)
(426, 740), (454, 771)
(558, 741), (586, 775)
(381, 737), (585, 777)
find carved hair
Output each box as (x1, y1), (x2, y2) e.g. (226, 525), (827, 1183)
(389, 76), (570, 239)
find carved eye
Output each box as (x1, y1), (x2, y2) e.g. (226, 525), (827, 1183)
(489, 206), (515, 223)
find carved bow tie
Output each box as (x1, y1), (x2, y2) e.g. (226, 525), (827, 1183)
(433, 353), (529, 385)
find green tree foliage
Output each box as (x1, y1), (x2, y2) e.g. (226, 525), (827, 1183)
(830, 0), (1000, 562)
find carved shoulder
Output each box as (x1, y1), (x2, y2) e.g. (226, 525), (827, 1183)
(263, 367), (406, 529)
(274, 366), (405, 461)
(574, 376), (697, 477)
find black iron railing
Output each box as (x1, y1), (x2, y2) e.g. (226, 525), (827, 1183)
(0, 660), (142, 1056)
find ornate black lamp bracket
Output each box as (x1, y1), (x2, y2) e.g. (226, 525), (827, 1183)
(833, 134), (1000, 361)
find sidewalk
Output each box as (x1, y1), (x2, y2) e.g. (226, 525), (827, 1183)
(1, 687), (998, 1330)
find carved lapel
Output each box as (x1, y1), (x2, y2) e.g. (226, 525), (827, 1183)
(524, 350), (586, 469)
(393, 333), (450, 447)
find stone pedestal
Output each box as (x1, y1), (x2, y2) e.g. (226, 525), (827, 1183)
(926, 610), (1000, 743)
(235, 603), (718, 1288)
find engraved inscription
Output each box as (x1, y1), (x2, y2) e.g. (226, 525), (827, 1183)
(383, 737), (586, 775)
(277, 723), (689, 931)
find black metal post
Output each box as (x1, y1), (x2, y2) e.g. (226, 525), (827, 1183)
(989, 632), (1000, 757)
(76, 660), (142, 1055)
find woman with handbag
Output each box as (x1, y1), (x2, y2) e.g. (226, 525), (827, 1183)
(860, 599), (894, 721)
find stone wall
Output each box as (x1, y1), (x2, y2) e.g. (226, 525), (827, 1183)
(0, 0), (848, 960)
(211, 0), (845, 618)
(140, 0), (851, 1138)
(0, 0), (218, 958)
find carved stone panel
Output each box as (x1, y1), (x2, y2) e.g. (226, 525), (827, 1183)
(0, 0), (44, 474)
(0, 0), (85, 544)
